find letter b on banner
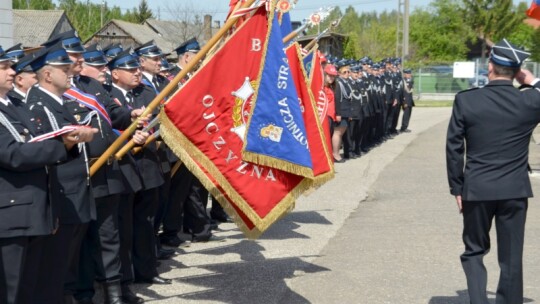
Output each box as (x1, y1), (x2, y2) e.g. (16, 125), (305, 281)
(252, 39), (262, 52)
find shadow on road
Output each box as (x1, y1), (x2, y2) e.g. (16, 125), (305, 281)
(135, 240), (330, 303)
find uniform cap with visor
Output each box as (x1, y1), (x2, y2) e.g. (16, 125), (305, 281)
(28, 43), (74, 72)
(42, 30), (85, 54)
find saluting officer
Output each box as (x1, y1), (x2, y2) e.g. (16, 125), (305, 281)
(24, 41), (98, 304)
(446, 39), (540, 304)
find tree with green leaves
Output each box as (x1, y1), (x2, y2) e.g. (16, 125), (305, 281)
(530, 27), (540, 62)
(409, 0), (475, 63)
(462, 0), (525, 61)
(134, 0), (154, 23)
(13, 0), (55, 9)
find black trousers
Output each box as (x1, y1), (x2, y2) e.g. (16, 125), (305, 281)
(0, 237), (28, 304)
(118, 192), (135, 285)
(31, 223), (88, 303)
(400, 106), (412, 131)
(71, 195), (122, 300)
(162, 165), (213, 241)
(461, 198), (527, 304)
(391, 104), (401, 132)
(18, 236), (47, 304)
(132, 187), (160, 280)
(160, 166), (185, 240)
(155, 168), (172, 237)
(343, 118), (361, 157)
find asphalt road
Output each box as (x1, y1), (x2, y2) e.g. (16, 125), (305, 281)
(126, 107), (540, 304)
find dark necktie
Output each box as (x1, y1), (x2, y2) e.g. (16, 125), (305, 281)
(126, 91), (133, 104)
(152, 77), (159, 90)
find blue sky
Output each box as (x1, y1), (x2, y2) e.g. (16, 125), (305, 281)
(55, 0), (527, 23)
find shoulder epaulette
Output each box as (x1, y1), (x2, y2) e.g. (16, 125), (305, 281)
(456, 87), (480, 95)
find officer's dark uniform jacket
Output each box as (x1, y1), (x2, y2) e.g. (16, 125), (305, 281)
(403, 77), (415, 107)
(384, 70), (394, 105)
(7, 88), (25, 106)
(0, 97), (68, 237)
(446, 80), (540, 201)
(141, 73), (179, 172)
(366, 73), (378, 116)
(347, 78), (362, 119)
(27, 86), (96, 224)
(393, 71), (404, 106)
(334, 77), (354, 118)
(105, 84), (164, 190)
(373, 75), (384, 114)
(70, 75), (139, 197)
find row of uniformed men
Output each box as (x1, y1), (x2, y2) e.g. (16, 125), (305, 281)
(326, 56), (414, 162)
(0, 30), (229, 304)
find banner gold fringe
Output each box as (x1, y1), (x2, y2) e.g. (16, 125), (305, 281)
(288, 42), (335, 188)
(160, 110), (313, 239)
(241, 3), (315, 179)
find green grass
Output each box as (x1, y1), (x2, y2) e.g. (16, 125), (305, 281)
(415, 100), (453, 107)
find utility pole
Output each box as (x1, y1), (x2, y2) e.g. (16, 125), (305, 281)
(396, 0), (403, 58)
(403, 0), (409, 59)
(101, 0), (105, 27)
(396, 0), (410, 61)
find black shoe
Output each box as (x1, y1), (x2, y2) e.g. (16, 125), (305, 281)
(211, 215), (232, 223)
(159, 235), (182, 247)
(351, 152), (360, 159)
(333, 158), (345, 163)
(157, 248), (175, 260)
(401, 129), (411, 133)
(160, 236), (191, 248)
(192, 235), (226, 243)
(121, 285), (144, 304)
(134, 276), (172, 285)
(102, 280), (123, 304)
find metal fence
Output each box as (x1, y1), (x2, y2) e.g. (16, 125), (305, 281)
(412, 62), (540, 101)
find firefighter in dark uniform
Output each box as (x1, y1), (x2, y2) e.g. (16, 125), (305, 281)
(105, 49), (171, 286)
(383, 58), (395, 137)
(332, 60), (352, 162)
(102, 43), (123, 86)
(159, 38), (225, 245)
(345, 64), (363, 158)
(24, 41), (98, 304)
(390, 60), (404, 134)
(134, 41), (177, 259)
(446, 39), (540, 304)
(400, 69), (414, 132)
(0, 46), (82, 304)
(7, 51), (37, 106)
(65, 42), (149, 304)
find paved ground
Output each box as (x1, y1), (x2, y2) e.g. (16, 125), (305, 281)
(127, 107), (540, 304)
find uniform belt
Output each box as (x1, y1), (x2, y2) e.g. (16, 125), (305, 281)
(89, 156), (114, 166)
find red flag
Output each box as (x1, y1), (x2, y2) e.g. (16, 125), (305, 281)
(308, 49), (333, 158)
(160, 7), (311, 238)
(527, 0), (540, 20)
(285, 43), (334, 185)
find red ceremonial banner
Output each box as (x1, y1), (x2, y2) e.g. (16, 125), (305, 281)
(160, 7), (311, 238)
(285, 43), (334, 186)
(527, 0), (540, 20)
(308, 48), (333, 160)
